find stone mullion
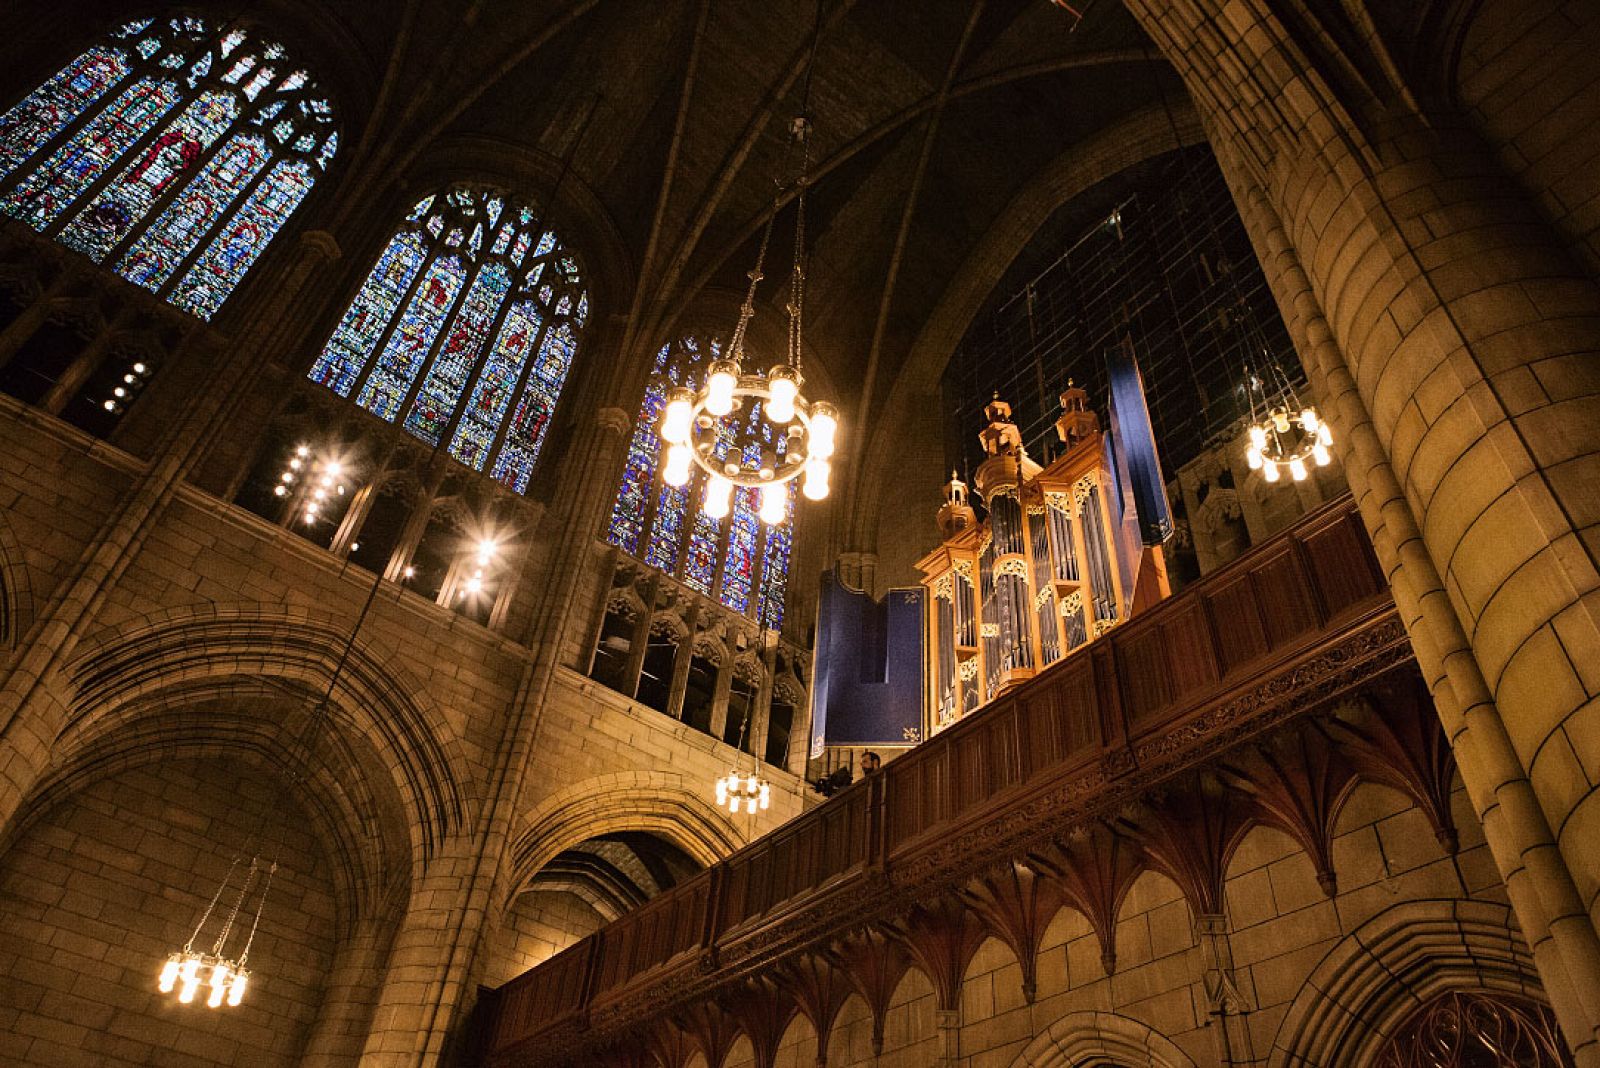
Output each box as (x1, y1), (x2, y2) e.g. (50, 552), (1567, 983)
(0, 271), (75, 370)
(432, 268), (523, 462)
(354, 406), (633, 1064)
(39, 304), (136, 414)
(344, 236), (436, 404)
(480, 307), (562, 475)
(149, 140), (281, 302)
(1229, 168), (1600, 1055)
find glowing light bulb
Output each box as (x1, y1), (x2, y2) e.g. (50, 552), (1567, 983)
(746, 774), (758, 793)
(158, 956), (180, 993)
(706, 360), (739, 416)
(766, 366), (799, 424)
(1317, 423), (1333, 446)
(704, 474), (733, 519)
(803, 458), (830, 501)
(1299, 408), (1319, 434)
(403, 565), (416, 579)
(1248, 424), (1268, 449)
(103, 400), (117, 411)
(274, 485), (287, 498)
(808, 403), (838, 459)
(715, 778), (728, 805)
(325, 461), (342, 477)
(178, 958), (200, 1003)
(133, 362), (147, 374)
(227, 972), (248, 1006)
(1313, 443), (1331, 466)
(1263, 461), (1280, 483)
(1272, 409), (1291, 433)
(663, 444), (692, 487)
(124, 373), (136, 384)
(296, 444), (310, 457)
(1289, 457), (1308, 481)
(1245, 446), (1263, 470)
(759, 482), (786, 525)
(289, 458), (301, 470)
(465, 576), (483, 595)
(759, 783), (770, 810)
(661, 388), (693, 445)
(208, 965), (229, 1007)
(113, 387), (126, 398)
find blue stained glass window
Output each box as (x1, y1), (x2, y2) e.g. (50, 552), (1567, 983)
(604, 333), (796, 629)
(0, 18), (337, 320)
(308, 185), (588, 495)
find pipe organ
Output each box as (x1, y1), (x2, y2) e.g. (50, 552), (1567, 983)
(918, 386), (1163, 735)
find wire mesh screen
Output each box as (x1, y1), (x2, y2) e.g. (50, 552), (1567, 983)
(942, 146), (1302, 480)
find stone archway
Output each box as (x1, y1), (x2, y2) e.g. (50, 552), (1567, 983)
(1270, 899), (1554, 1068)
(1006, 1010), (1197, 1068)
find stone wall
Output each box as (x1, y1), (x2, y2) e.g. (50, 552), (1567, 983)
(0, 758), (337, 1068)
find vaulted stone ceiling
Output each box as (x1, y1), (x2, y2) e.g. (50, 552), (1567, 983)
(0, 0), (1184, 564)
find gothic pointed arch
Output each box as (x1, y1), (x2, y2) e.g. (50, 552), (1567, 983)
(1006, 1010), (1197, 1068)
(0, 14), (338, 319)
(307, 183), (589, 493)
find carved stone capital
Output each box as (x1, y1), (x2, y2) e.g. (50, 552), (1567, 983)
(597, 406), (631, 436)
(297, 229), (342, 262)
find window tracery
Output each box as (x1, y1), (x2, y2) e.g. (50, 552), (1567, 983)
(0, 16), (337, 320)
(307, 186), (588, 493)
(606, 334), (795, 629)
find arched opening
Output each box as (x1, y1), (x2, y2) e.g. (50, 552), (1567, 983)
(487, 831), (703, 987)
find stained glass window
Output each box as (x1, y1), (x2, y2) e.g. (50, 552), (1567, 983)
(307, 186), (588, 495)
(0, 17), (337, 320)
(603, 334), (797, 629)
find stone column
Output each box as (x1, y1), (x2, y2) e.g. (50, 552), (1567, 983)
(40, 304), (134, 414)
(0, 270), (72, 370)
(1120, 4), (1600, 1057)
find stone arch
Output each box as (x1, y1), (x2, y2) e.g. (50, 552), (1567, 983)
(1269, 898), (1547, 1068)
(60, 606), (473, 868)
(502, 770), (745, 908)
(0, 505), (31, 650)
(1007, 1010), (1198, 1067)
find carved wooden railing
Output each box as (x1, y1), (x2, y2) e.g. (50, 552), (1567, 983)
(477, 494), (1413, 1064)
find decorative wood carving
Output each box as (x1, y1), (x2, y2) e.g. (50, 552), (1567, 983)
(1027, 823), (1141, 975)
(1120, 774), (1252, 918)
(673, 1001), (740, 1068)
(779, 954), (853, 1068)
(1219, 721), (1359, 895)
(892, 897), (990, 1014)
(832, 929), (911, 1056)
(960, 860), (1064, 1003)
(722, 978), (797, 1068)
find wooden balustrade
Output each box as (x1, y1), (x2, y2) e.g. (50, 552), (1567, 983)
(477, 493), (1410, 1064)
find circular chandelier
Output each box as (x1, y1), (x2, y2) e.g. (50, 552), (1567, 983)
(715, 769), (771, 814)
(658, 115), (838, 527)
(1244, 362), (1332, 484)
(157, 855), (275, 1008)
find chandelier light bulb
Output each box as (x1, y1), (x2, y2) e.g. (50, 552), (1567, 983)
(1317, 422), (1333, 446)
(208, 964), (229, 1008)
(1263, 460), (1281, 483)
(1313, 442), (1331, 467)
(766, 366), (800, 424)
(159, 955), (180, 993)
(759, 482), (787, 525)
(705, 474), (733, 518)
(227, 972), (248, 1007)
(663, 444), (692, 487)
(706, 360), (739, 416)
(1289, 456), (1308, 481)
(802, 458), (830, 500)
(1245, 445), (1263, 471)
(759, 782), (770, 810)
(661, 388), (694, 445)
(1248, 424), (1267, 450)
(808, 403), (838, 459)
(1272, 408), (1291, 434)
(1299, 408), (1319, 434)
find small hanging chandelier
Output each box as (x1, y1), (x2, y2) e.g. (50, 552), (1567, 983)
(1243, 360), (1332, 484)
(715, 769), (771, 814)
(657, 107), (838, 526)
(157, 855), (276, 1008)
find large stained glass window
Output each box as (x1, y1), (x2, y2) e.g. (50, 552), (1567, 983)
(308, 186), (588, 494)
(605, 334), (796, 629)
(0, 17), (337, 320)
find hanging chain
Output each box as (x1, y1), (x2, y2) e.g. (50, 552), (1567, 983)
(185, 854), (241, 953)
(212, 856), (260, 957)
(786, 119), (810, 375)
(237, 860), (277, 966)
(729, 213), (777, 365)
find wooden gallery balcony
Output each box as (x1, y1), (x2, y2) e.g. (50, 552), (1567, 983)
(475, 495), (1431, 1066)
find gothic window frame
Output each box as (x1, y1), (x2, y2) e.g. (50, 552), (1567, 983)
(0, 15), (339, 320)
(605, 332), (796, 629)
(306, 184), (590, 495)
